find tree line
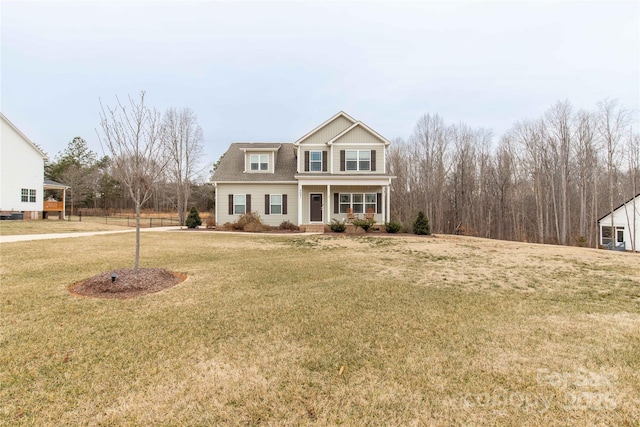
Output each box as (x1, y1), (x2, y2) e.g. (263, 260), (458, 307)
(387, 99), (639, 249)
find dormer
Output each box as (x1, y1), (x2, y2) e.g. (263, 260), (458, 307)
(242, 145), (281, 174)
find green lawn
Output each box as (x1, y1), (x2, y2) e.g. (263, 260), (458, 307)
(1, 232), (638, 425)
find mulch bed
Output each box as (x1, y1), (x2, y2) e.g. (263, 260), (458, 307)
(69, 268), (187, 299)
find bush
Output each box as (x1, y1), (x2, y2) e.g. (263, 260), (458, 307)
(413, 211), (431, 235)
(236, 211), (262, 230)
(352, 218), (376, 232)
(385, 220), (402, 233)
(185, 207), (202, 228)
(329, 219), (346, 232)
(278, 220), (299, 231)
(243, 222), (265, 232)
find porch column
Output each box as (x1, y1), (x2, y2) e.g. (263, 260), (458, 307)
(62, 188), (67, 220)
(213, 183), (218, 226)
(386, 185), (391, 223)
(326, 184), (331, 223)
(297, 182), (303, 225)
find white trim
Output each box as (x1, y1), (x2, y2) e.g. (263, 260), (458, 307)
(297, 182), (303, 225)
(212, 181), (298, 185)
(269, 193), (283, 215)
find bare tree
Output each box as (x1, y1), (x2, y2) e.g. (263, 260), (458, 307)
(598, 99), (628, 249)
(163, 107), (204, 226)
(97, 91), (168, 273)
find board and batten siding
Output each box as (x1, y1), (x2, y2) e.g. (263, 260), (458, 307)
(216, 183), (298, 226)
(332, 144), (385, 174)
(299, 116), (353, 146)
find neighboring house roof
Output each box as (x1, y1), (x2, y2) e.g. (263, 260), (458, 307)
(597, 193), (640, 222)
(212, 143), (297, 182)
(44, 179), (70, 190)
(0, 112), (48, 160)
(293, 111), (357, 146)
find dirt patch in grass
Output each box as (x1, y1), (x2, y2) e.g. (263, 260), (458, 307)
(69, 268), (187, 299)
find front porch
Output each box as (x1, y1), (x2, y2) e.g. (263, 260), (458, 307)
(295, 177), (392, 226)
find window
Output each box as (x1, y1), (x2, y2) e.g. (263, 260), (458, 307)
(270, 194), (282, 214)
(21, 188), (29, 202)
(339, 193), (377, 214)
(617, 228), (624, 243)
(345, 150), (371, 171)
(29, 189), (37, 203)
(310, 151), (322, 172)
(250, 154), (269, 171)
(234, 194), (246, 214)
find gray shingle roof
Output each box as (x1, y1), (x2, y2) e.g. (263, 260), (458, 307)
(212, 143), (297, 182)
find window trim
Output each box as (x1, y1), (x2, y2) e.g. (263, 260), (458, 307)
(339, 192), (377, 214)
(233, 194), (246, 215)
(309, 150), (322, 172)
(270, 194), (282, 215)
(250, 154), (269, 172)
(344, 150), (371, 171)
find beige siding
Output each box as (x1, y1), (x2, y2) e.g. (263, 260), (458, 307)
(300, 116), (352, 146)
(331, 144), (385, 174)
(217, 183), (298, 226)
(332, 125), (385, 145)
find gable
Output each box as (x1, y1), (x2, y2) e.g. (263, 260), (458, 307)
(0, 113), (47, 160)
(330, 123), (390, 146)
(294, 112), (356, 146)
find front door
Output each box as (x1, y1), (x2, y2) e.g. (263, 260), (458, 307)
(310, 193), (323, 222)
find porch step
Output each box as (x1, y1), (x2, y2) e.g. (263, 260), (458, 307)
(301, 224), (325, 233)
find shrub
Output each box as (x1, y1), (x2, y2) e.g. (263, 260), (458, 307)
(221, 222), (235, 231)
(352, 218), (376, 232)
(413, 211), (431, 235)
(329, 219), (346, 232)
(236, 211), (262, 230)
(205, 217), (215, 229)
(385, 220), (402, 233)
(243, 222), (265, 232)
(185, 207), (202, 228)
(279, 220), (299, 231)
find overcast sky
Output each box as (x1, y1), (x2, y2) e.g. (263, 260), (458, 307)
(2, 0), (638, 175)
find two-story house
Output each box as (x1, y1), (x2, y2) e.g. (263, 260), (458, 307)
(212, 112), (394, 230)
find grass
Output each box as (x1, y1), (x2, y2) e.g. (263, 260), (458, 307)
(0, 215), (183, 236)
(0, 218), (129, 236)
(1, 232), (639, 425)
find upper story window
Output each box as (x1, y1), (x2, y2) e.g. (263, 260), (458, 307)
(250, 154), (269, 171)
(345, 150), (371, 171)
(310, 151), (322, 172)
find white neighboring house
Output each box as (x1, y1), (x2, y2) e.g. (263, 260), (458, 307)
(0, 113), (68, 220)
(598, 193), (640, 252)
